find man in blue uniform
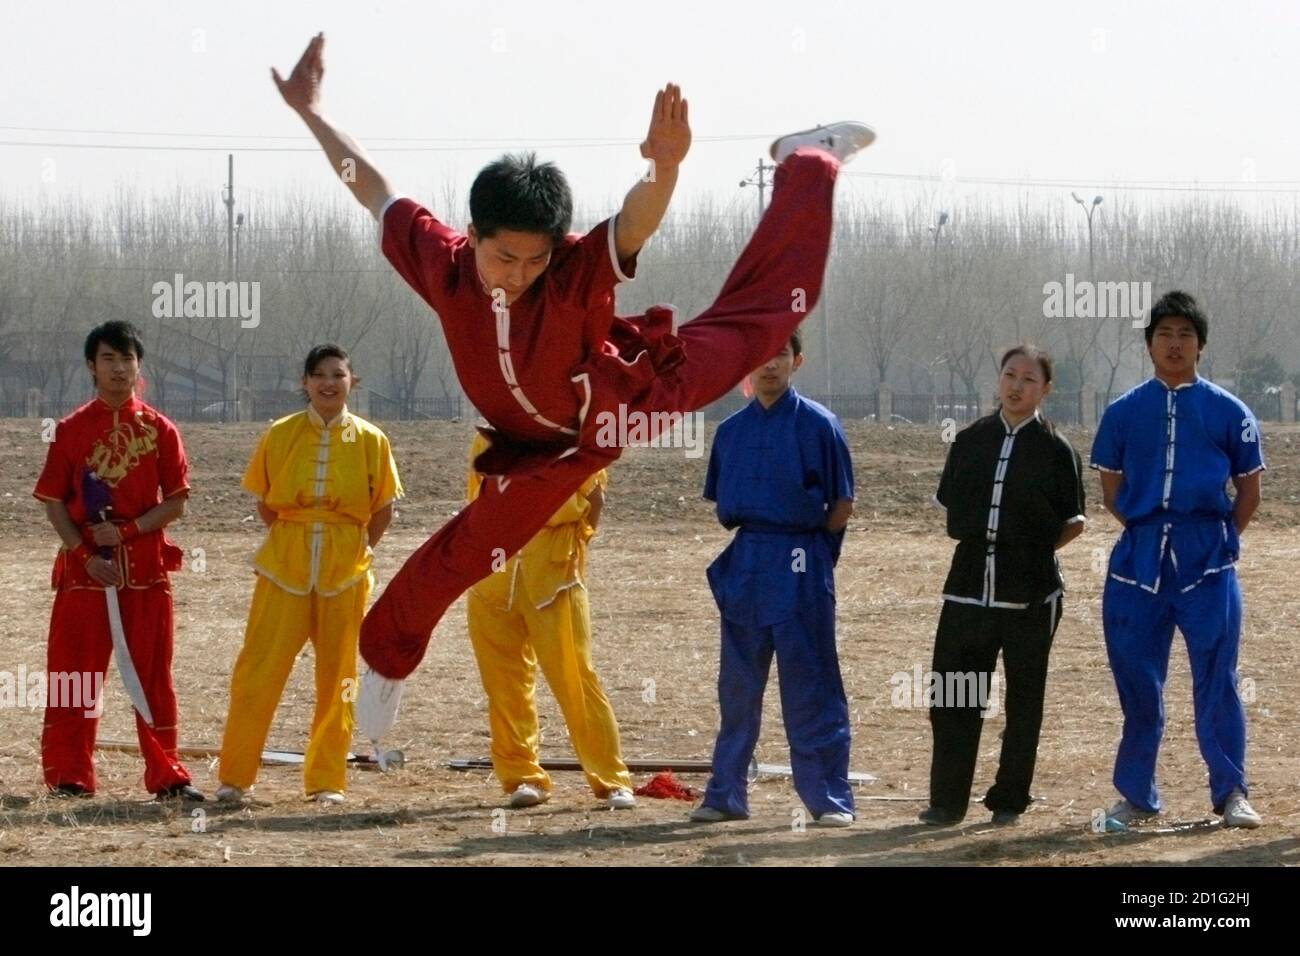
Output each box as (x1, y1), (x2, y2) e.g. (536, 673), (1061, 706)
(1092, 291), (1263, 828)
(690, 330), (856, 827)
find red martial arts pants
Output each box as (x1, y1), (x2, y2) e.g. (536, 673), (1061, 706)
(42, 584), (192, 794)
(362, 148), (839, 679)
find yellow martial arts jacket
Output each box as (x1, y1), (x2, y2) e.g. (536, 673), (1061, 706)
(466, 432), (607, 612)
(243, 405), (403, 597)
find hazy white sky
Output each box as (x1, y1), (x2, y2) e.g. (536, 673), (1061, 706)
(3, 0), (1298, 222)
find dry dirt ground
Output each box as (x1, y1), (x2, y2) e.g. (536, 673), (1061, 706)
(0, 417), (1297, 867)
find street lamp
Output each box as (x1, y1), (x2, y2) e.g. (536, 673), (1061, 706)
(1071, 192), (1102, 275)
(930, 210), (949, 254)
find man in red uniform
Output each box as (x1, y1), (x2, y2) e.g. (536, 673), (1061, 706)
(33, 321), (202, 800)
(271, 34), (875, 745)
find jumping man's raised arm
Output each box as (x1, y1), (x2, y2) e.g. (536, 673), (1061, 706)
(614, 84), (691, 261)
(273, 33), (397, 220)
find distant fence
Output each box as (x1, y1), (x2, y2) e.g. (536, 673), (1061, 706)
(369, 395), (464, 421)
(702, 392), (881, 421)
(4, 387), (1292, 426)
(0, 392), (466, 423)
(893, 393), (986, 426)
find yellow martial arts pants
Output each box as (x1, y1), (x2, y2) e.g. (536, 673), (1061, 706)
(219, 574), (369, 795)
(467, 580), (632, 797)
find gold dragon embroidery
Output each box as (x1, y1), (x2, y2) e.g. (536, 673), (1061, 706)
(85, 415), (159, 487)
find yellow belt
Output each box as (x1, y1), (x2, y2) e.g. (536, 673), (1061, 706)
(274, 509), (362, 526)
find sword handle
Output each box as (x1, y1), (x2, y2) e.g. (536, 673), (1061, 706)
(95, 506), (114, 561)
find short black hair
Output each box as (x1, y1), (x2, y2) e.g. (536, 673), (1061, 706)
(789, 329), (803, 357)
(303, 343), (353, 378)
(84, 321), (144, 364)
(1145, 290), (1208, 348)
(470, 152), (573, 244)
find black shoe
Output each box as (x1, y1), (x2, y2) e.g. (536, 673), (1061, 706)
(918, 806), (963, 826)
(51, 783), (92, 798)
(990, 810), (1021, 826)
(155, 784), (205, 802)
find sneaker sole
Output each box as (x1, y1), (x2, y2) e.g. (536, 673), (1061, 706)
(769, 122), (877, 163)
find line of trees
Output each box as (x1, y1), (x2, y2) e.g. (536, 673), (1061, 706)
(3, 184), (1298, 408)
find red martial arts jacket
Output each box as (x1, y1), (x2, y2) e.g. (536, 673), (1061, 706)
(381, 198), (640, 441)
(33, 395), (189, 591)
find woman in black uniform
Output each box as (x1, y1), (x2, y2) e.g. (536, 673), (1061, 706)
(922, 345), (1086, 825)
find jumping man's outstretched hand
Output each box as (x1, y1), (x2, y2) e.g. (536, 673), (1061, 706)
(639, 84), (691, 171)
(272, 32), (326, 116)
(270, 32), (396, 219)
(615, 84), (690, 260)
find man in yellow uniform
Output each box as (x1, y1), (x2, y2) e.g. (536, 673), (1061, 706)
(217, 345), (402, 803)
(465, 432), (635, 809)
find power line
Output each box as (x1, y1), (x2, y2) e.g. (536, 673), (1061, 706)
(0, 135), (767, 154)
(842, 170), (1300, 194)
(3, 127), (1297, 194)
(0, 139), (596, 153)
(2, 121), (1298, 193)
(0, 124), (773, 145)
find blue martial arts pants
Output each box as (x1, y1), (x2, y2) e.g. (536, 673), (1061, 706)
(701, 593), (853, 819)
(1103, 556), (1248, 815)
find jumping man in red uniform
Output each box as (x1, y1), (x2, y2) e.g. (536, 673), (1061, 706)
(270, 33), (876, 749)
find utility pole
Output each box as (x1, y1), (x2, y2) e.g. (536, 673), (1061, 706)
(223, 154), (235, 277)
(739, 160), (777, 216)
(221, 154), (237, 417)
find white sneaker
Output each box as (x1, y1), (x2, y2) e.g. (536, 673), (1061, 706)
(689, 804), (736, 823)
(607, 788), (636, 810)
(1221, 790), (1262, 828)
(214, 780), (244, 806)
(509, 783), (549, 809)
(356, 668), (404, 744)
(1107, 797), (1158, 826)
(312, 790), (345, 805)
(769, 121), (876, 165)
(816, 811), (854, 828)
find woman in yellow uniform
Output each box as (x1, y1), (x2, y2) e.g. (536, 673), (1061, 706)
(465, 431), (635, 809)
(217, 344), (402, 804)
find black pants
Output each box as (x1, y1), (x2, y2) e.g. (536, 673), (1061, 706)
(927, 596), (1062, 817)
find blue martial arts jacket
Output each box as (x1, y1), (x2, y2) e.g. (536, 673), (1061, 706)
(703, 387), (855, 628)
(1090, 376), (1265, 593)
